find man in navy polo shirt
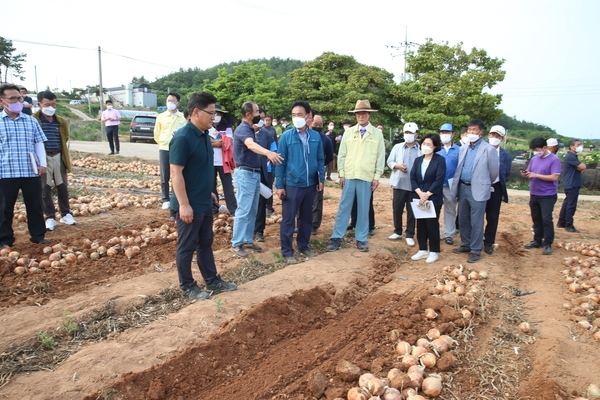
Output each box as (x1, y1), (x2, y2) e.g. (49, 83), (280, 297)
(231, 101), (283, 258)
(170, 91), (237, 300)
(557, 139), (586, 233)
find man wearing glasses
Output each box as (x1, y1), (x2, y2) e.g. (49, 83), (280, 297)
(169, 91), (238, 300)
(0, 84), (50, 248)
(230, 102), (283, 258)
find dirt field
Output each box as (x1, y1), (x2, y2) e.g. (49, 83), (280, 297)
(1, 153), (599, 400)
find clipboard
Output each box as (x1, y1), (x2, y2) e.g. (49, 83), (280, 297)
(410, 199), (437, 219)
(29, 152), (39, 175)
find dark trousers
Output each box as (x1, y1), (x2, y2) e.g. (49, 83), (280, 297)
(266, 171), (274, 212)
(213, 166), (237, 215)
(42, 182), (70, 219)
(416, 204), (442, 252)
(457, 183), (487, 254)
(392, 188), (414, 237)
(0, 177), (46, 246)
(558, 187), (580, 227)
(254, 194), (268, 235)
(350, 190), (375, 230)
(106, 125), (120, 153)
(159, 150), (170, 202)
(312, 188), (324, 229)
(175, 208), (218, 291)
(483, 182), (503, 246)
(530, 194), (557, 245)
(280, 185), (316, 257)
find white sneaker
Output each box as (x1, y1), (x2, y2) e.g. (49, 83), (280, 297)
(426, 252), (439, 263)
(411, 250), (430, 260)
(162, 201), (170, 210)
(388, 233), (402, 240)
(60, 213), (76, 225)
(45, 219), (56, 231)
(406, 238), (415, 246)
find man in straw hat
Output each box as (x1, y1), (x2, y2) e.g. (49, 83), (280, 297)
(325, 100), (385, 253)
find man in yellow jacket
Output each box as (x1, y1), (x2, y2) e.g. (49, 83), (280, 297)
(154, 92), (186, 211)
(326, 100), (385, 253)
(32, 91), (75, 231)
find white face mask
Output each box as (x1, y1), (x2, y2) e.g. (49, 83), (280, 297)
(167, 102), (177, 111)
(328, 124), (334, 131)
(292, 117), (306, 129)
(404, 133), (415, 143)
(488, 137), (502, 147)
(440, 134), (452, 144)
(41, 106), (56, 117)
(255, 119), (266, 128)
(272, 121), (278, 126)
(343, 125), (350, 131)
(533, 150), (544, 157)
(213, 115), (222, 123)
(461, 136), (469, 144)
(421, 146), (434, 155)
(467, 134), (480, 143)
(575, 145), (583, 153)
(107, 105), (113, 110)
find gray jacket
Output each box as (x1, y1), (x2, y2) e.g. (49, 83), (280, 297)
(450, 140), (499, 202)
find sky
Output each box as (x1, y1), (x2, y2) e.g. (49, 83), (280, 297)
(2, 0), (599, 138)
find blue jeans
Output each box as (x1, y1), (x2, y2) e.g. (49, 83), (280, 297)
(331, 179), (372, 242)
(231, 169), (260, 247)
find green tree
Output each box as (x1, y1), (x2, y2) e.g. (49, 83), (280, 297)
(396, 39), (506, 133)
(287, 52), (399, 125)
(203, 62), (286, 119)
(0, 36), (27, 82)
(131, 76), (150, 85)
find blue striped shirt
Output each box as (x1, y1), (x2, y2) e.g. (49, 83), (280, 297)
(0, 110), (47, 178)
(40, 115), (62, 152)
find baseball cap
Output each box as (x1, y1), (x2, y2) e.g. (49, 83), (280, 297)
(546, 138), (558, 146)
(439, 123), (453, 132)
(403, 122), (418, 133)
(489, 125), (506, 137)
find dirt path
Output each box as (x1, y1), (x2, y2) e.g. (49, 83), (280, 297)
(68, 107), (95, 121)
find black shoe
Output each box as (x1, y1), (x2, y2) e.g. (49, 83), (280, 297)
(115, 151), (119, 155)
(326, 238), (342, 252)
(311, 228), (318, 235)
(484, 244), (494, 255)
(346, 225), (355, 231)
(557, 222), (566, 228)
(326, 177), (333, 181)
(453, 246), (471, 254)
(356, 241), (369, 252)
(524, 240), (542, 249)
(206, 277), (238, 294)
(565, 226), (579, 233)
(300, 249), (318, 258)
(542, 245), (552, 255)
(467, 253), (481, 263)
(231, 246), (248, 258)
(108, 152), (114, 155)
(444, 237), (454, 245)
(184, 286), (210, 300)
(244, 242), (262, 251)
(368, 229), (375, 236)
(30, 238), (50, 244)
(266, 209), (274, 217)
(254, 232), (265, 242)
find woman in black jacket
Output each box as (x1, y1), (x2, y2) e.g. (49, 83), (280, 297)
(410, 133), (446, 263)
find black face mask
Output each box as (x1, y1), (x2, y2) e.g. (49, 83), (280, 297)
(251, 115), (261, 124)
(313, 127), (323, 133)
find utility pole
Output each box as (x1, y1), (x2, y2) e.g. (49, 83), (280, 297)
(98, 46), (105, 141)
(34, 65), (38, 93)
(386, 27), (419, 82)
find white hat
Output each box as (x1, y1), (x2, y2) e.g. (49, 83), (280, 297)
(489, 125), (506, 137)
(546, 138), (558, 146)
(403, 122), (418, 133)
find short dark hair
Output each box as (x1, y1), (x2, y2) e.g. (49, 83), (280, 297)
(420, 133), (442, 152)
(0, 83), (21, 97)
(461, 127), (468, 134)
(105, 100), (113, 104)
(291, 100), (311, 115)
(258, 106), (266, 116)
(20, 87), (27, 92)
(265, 114), (272, 119)
(37, 91), (57, 102)
(187, 91), (217, 115)
(568, 139), (581, 148)
(183, 108), (189, 119)
(241, 102), (256, 118)
(467, 119), (486, 130)
(529, 137), (547, 150)
(167, 92), (181, 101)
